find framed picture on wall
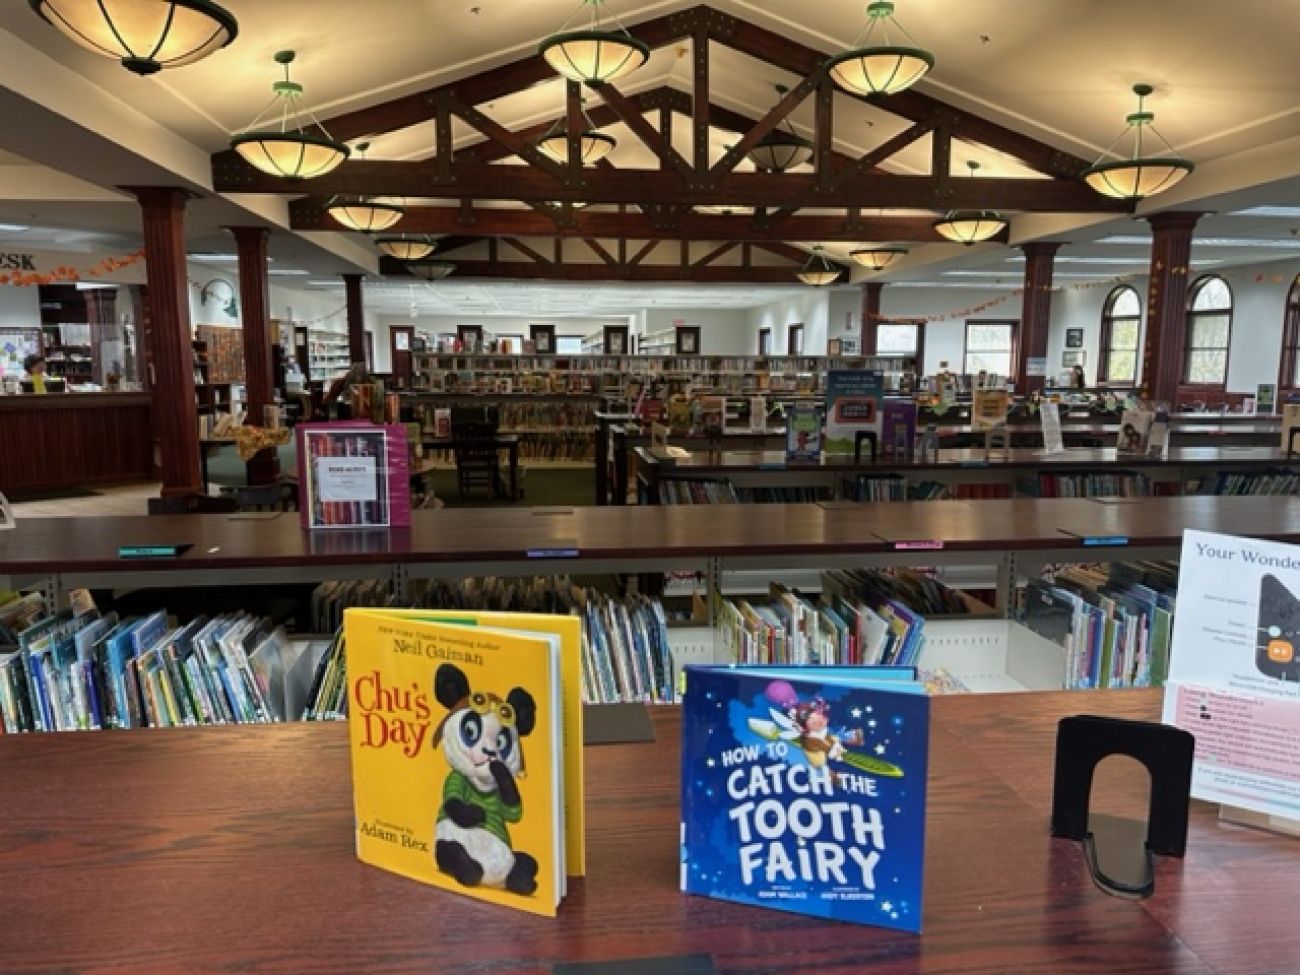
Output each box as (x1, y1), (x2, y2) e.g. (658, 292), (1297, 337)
(676, 326), (700, 354)
(530, 323), (555, 354)
(1065, 328), (1085, 349)
(1062, 350), (1087, 367)
(827, 338), (843, 357)
(457, 325), (483, 352)
(604, 325), (629, 355)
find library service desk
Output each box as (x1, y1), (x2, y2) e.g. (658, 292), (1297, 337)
(0, 690), (1295, 974)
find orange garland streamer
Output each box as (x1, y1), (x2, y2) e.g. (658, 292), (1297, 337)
(0, 249), (146, 287)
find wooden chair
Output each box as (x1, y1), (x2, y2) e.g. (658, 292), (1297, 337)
(451, 421), (503, 500)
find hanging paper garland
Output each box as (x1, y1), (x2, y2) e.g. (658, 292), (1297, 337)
(0, 249), (146, 287)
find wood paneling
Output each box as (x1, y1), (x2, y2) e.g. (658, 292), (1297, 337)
(0, 394), (152, 492)
(0, 691), (1293, 974)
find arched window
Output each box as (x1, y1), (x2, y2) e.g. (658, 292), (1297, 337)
(1280, 277), (1300, 389)
(1183, 275), (1232, 386)
(1099, 285), (1142, 384)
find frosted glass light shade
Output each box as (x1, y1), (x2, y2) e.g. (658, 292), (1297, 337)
(933, 211), (1007, 245)
(327, 198), (404, 233)
(1083, 158), (1193, 200)
(406, 261), (455, 281)
(232, 133), (349, 180)
(537, 130), (616, 165)
(851, 247), (908, 270)
(30, 0), (237, 75)
(540, 31), (648, 83)
(747, 133), (814, 172)
(826, 47), (933, 96)
(797, 268), (843, 286)
(375, 237), (436, 261)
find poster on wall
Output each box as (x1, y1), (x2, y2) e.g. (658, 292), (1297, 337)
(1257, 383), (1277, 415)
(823, 370), (883, 453)
(297, 422), (411, 530)
(1162, 530), (1300, 822)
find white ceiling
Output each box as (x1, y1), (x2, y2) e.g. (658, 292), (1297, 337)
(3, 0), (1300, 305)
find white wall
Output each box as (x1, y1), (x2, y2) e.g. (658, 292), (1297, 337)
(0, 286), (39, 327)
(1221, 258), (1297, 393)
(1046, 277), (1147, 387)
(643, 307), (751, 354)
(745, 290), (832, 355)
(879, 286), (1020, 375)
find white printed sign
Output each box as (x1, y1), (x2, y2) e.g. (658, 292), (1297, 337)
(315, 456), (379, 502)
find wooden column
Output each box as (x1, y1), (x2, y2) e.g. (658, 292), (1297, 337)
(230, 226), (279, 485)
(343, 273), (366, 367)
(861, 282), (883, 355)
(130, 187), (202, 497)
(1141, 212), (1201, 405)
(1016, 242), (1061, 393)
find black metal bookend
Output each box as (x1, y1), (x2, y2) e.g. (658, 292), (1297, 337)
(1049, 715), (1195, 899)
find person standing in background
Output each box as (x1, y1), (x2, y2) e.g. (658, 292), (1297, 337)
(22, 354), (47, 394)
(1071, 363), (1087, 390)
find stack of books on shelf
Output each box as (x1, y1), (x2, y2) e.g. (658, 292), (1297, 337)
(1019, 561), (1176, 690)
(734, 485), (834, 503)
(1035, 471), (1151, 498)
(656, 479), (739, 504)
(1211, 469), (1300, 495)
(1, 605), (330, 733)
(844, 473), (909, 502)
(305, 577), (675, 706)
(714, 570), (985, 671)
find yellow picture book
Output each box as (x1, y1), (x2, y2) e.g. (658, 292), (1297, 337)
(344, 608), (583, 917)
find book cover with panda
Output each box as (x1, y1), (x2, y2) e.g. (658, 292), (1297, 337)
(344, 609), (576, 917)
(680, 665), (929, 932)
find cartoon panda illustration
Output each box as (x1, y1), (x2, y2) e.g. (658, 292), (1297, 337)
(431, 663), (539, 896)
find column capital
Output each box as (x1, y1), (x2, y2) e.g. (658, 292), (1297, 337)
(123, 186), (197, 210)
(225, 225), (271, 244)
(1145, 211), (1204, 234)
(1020, 241), (1063, 259)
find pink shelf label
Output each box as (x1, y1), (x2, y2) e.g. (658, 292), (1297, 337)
(894, 540), (945, 551)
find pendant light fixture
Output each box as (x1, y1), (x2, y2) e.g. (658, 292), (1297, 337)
(374, 235), (437, 261)
(231, 51), (350, 180)
(540, 0), (649, 85)
(406, 260), (456, 282)
(851, 246), (908, 270)
(827, 1), (934, 97)
(797, 246), (844, 287)
(325, 144), (405, 233)
(933, 161), (1008, 245)
(747, 85), (814, 172)
(29, 0), (237, 75)
(1082, 84), (1194, 200)
(537, 99), (617, 165)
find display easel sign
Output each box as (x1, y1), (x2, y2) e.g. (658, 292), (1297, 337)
(1161, 529), (1300, 829)
(1040, 403), (1065, 454)
(823, 370), (882, 454)
(1257, 383), (1277, 415)
(786, 405), (823, 462)
(297, 422), (411, 530)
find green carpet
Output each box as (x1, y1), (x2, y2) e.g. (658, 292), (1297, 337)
(205, 443), (597, 507)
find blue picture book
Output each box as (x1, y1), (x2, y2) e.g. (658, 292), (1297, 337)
(680, 665), (929, 932)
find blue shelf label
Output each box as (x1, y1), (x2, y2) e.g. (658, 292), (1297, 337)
(1082, 536), (1129, 547)
(526, 548), (580, 559)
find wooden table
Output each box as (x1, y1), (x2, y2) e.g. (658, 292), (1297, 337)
(0, 690), (1293, 974)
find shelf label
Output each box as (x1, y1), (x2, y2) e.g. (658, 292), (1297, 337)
(1082, 536), (1130, 547)
(958, 460), (989, 468)
(526, 547), (580, 559)
(894, 540), (945, 551)
(118, 544), (192, 559)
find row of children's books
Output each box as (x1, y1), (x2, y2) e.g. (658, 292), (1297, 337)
(1034, 471), (1151, 498)
(307, 577), (676, 706)
(714, 569), (978, 669)
(1211, 469), (1300, 496)
(0, 603), (329, 733)
(1020, 562), (1177, 689)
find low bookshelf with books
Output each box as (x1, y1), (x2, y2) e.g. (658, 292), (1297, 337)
(635, 446), (1300, 506)
(5, 496), (1300, 705)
